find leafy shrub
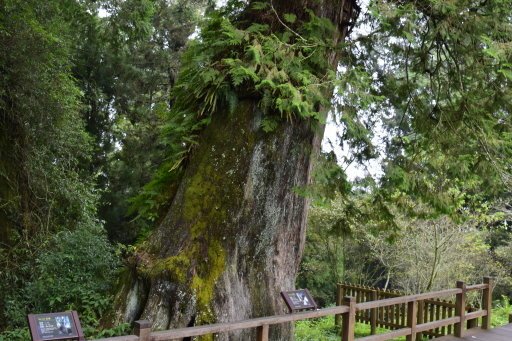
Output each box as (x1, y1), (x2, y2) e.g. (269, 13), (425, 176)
(492, 296), (512, 327)
(1, 224), (119, 338)
(0, 328), (30, 341)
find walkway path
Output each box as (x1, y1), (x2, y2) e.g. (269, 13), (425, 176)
(435, 324), (512, 340)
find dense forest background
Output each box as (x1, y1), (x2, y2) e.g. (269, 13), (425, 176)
(1, 0), (511, 340)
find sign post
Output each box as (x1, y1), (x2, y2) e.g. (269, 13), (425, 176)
(280, 289), (317, 313)
(27, 311), (84, 341)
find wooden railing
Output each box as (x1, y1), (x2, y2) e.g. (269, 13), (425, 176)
(95, 277), (493, 341)
(335, 283), (481, 338)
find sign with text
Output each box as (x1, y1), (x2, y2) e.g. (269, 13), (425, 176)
(281, 289), (317, 313)
(28, 311), (84, 341)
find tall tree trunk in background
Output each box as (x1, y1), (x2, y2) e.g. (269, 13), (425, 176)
(116, 1), (359, 339)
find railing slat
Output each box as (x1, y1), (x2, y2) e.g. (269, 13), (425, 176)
(416, 316), (460, 333)
(466, 309), (488, 321)
(356, 288), (460, 311)
(466, 283), (488, 291)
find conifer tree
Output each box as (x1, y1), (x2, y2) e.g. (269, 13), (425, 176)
(118, 1), (511, 340)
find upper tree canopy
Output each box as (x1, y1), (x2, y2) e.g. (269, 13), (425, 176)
(335, 0), (512, 216)
(134, 0), (512, 224)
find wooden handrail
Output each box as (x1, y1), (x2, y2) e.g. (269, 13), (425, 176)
(94, 277), (493, 341)
(152, 305), (348, 340)
(355, 288), (461, 311)
(466, 283), (488, 291)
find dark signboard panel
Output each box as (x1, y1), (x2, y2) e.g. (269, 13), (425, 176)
(281, 289), (317, 313)
(28, 311), (84, 341)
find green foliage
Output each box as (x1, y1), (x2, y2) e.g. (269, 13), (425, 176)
(298, 191), (394, 305)
(0, 328), (30, 341)
(92, 323), (132, 339)
(132, 6), (340, 220)
(295, 315), (339, 341)
(295, 316), (405, 340)
(2, 225), (119, 335)
(75, 0), (208, 242)
(0, 0), (111, 332)
(492, 296), (512, 327)
(337, 0), (512, 214)
(28, 226), (118, 314)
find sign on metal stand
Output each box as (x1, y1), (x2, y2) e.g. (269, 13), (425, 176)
(27, 311), (85, 341)
(280, 289), (317, 313)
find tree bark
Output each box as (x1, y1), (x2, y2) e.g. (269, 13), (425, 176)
(116, 1), (359, 340)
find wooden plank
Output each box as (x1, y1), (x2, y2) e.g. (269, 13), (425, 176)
(434, 325), (512, 341)
(441, 303), (447, 335)
(370, 290), (377, 335)
(424, 299), (455, 308)
(416, 300), (424, 341)
(466, 310), (487, 321)
(401, 303), (406, 327)
(447, 305), (453, 335)
(435, 300), (441, 336)
(394, 300), (401, 329)
(416, 317), (460, 333)
(466, 283), (488, 291)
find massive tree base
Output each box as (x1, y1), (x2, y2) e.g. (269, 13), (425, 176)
(116, 101), (322, 340)
(115, 1), (359, 339)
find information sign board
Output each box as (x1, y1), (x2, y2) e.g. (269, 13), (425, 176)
(27, 311), (84, 341)
(280, 289), (317, 313)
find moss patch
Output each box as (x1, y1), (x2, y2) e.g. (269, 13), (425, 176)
(136, 102), (257, 328)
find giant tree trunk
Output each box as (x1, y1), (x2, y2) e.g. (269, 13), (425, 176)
(116, 1), (359, 340)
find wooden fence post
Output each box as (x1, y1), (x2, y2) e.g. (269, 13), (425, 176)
(336, 284), (345, 326)
(406, 300), (417, 341)
(509, 313), (512, 324)
(133, 320), (151, 341)
(481, 276), (493, 330)
(415, 300), (424, 341)
(256, 324), (269, 341)
(455, 281), (466, 337)
(370, 290), (377, 335)
(341, 296), (356, 341)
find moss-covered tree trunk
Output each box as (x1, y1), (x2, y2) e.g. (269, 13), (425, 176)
(116, 1), (359, 339)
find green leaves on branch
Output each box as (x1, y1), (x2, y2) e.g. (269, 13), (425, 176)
(132, 8), (340, 219)
(343, 0), (512, 213)
(175, 11), (336, 123)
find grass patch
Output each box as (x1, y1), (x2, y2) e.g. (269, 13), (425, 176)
(295, 315), (405, 341)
